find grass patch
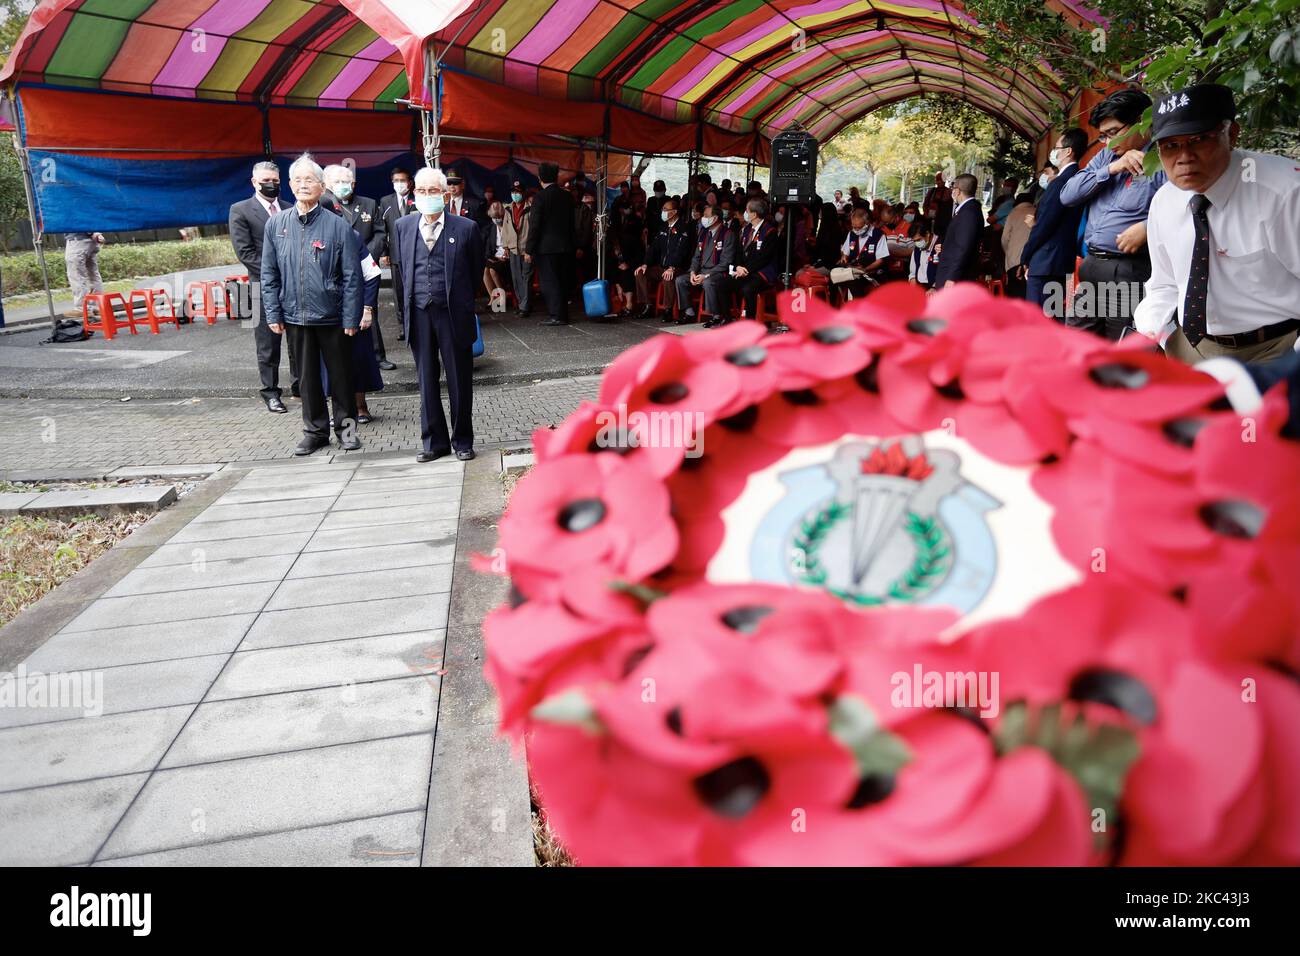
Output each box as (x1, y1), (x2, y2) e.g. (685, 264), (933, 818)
(532, 807), (576, 867)
(2, 238), (240, 298)
(0, 512), (150, 628)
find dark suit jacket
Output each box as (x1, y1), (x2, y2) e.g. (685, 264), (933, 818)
(689, 224), (736, 276)
(644, 219), (693, 271)
(1020, 164), (1084, 278)
(229, 195), (290, 277)
(378, 192), (417, 260)
(446, 194), (478, 222)
(394, 212), (484, 348)
(738, 220), (779, 283)
(337, 195), (386, 262)
(526, 183), (576, 256)
(931, 198), (984, 289)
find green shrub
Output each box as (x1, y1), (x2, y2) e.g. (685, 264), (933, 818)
(1, 238), (240, 297)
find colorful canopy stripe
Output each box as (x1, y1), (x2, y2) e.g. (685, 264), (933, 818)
(3, 0), (1100, 141)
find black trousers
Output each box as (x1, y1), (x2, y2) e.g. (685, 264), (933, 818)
(254, 319), (300, 400)
(729, 272), (771, 318)
(390, 261), (407, 339)
(410, 301), (474, 453)
(536, 253), (570, 323)
(286, 323), (356, 440)
(1071, 252), (1151, 340)
(371, 305), (388, 361)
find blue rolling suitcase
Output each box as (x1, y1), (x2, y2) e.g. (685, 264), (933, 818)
(583, 279), (611, 318)
(472, 314), (485, 358)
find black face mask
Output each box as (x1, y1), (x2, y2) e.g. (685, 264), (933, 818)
(258, 182), (280, 198)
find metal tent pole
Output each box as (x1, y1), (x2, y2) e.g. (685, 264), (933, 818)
(595, 137), (607, 284)
(422, 40), (439, 169)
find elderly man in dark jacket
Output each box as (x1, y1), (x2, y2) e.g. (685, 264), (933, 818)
(526, 162), (577, 326)
(262, 154), (363, 456)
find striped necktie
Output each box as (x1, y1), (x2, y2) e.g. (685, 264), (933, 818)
(1182, 194), (1211, 347)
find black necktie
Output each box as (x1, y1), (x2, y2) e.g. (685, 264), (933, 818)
(1183, 194), (1211, 347)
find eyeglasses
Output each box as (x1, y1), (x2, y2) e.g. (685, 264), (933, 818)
(413, 187), (445, 196)
(290, 177), (321, 186)
(1156, 131), (1222, 156)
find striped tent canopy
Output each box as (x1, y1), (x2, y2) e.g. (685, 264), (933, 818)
(2, 0), (1102, 140)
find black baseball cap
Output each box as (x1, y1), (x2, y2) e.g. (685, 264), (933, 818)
(1150, 83), (1236, 140)
(445, 168), (464, 184)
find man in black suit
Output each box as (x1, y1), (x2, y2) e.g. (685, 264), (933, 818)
(444, 168), (479, 222)
(526, 162), (577, 326)
(635, 196), (692, 322)
(324, 164), (395, 370)
(675, 204), (736, 323)
(1018, 128), (1088, 314)
(229, 160), (295, 413)
(379, 167), (417, 342)
(930, 174), (984, 291)
(394, 167), (485, 462)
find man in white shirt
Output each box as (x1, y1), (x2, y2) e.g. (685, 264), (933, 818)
(1134, 83), (1300, 363)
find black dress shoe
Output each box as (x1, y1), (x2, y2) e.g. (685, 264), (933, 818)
(765, 322), (792, 335)
(702, 316), (728, 329)
(338, 435), (362, 451)
(542, 318), (567, 326)
(455, 448), (476, 461)
(356, 413), (373, 425)
(294, 437), (329, 456)
(416, 449), (449, 462)
(265, 397), (287, 414)
(378, 360), (397, 371)
(659, 312), (678, 323)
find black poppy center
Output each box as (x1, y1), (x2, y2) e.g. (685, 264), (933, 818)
(1199, 499), (1264, 539)
(1089, 362), (1149, 390)
(1161, 417), (1207, 448)
(649, 381), (690, 405)
(693, 756), (770, 818)
(811, 325), (854, 345)
(1068, 668), (1158, 725)
(726, 345), (767, 367)
(666, 707), (684, 736)
(557, 498), (606, 533)
(906, 317), (947, 336)
(855, 358), (880, 394)
(782, 388), (821, 406)
(721, 605), (775, 634)
(934, 378), (965, 400)
(719, 404), (758, 431)
(845, 772), (897, 809)
(587, 429), (639, 456)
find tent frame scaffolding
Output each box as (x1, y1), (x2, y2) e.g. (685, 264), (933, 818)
(8, 88), (59, 333)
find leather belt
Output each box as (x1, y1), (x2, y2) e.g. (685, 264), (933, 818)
(1087, 249), (1147, 261)
(1202, 318), (1300, 349)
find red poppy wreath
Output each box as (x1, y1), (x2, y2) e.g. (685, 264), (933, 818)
(479, 282), (1300, 867)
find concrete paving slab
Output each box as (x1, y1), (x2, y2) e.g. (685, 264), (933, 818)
(108, 463), (224, 479)
(100, 734), (434, 859)
(23, 614), (256, 672)
(137, 532), (312, 568)
(240, 595), (449, 650)
(263, 565), (452, 612)
(0, 492), (39, 514)
(0, 705), (191, 792)
(314, 503), (459, 531)
(94, 810), (424, 867)
(161, 676), (438, 768)
(338, 474), (462, 494)
(191, 496), (333, 524)
(60, 580), (278, 632)
(216, 482), (346, 505)
(287, 540), (455, 579)
(102, 554), (295, 598)
(331, 488), (461, 512)
(304, 519), (457, 552)
(0, 653), (228, 729)
(19, 485), (178, 518)
(206, 631), (445, 701)
(167, 512), (323, 543)
(0, 773), (150, 866)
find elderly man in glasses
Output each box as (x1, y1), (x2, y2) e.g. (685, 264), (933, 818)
(1134, 83), (1300, 364)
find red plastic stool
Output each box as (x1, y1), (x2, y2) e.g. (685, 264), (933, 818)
(987, 277), (1006, 297)
(126, 289), (179, 334)
(184, 280), (233, 325)
(81, 292), (136, 340)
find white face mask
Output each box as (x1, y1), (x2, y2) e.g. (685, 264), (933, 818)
(774, 211), (784, 223)
(700, 216), (716, 228)
(393, 182), (409, 196)
(1039, 172), (1051, 189)
(904, 213), (915, 222)
(916, 238), (928, 249)
(1050, 148), (1066, 169)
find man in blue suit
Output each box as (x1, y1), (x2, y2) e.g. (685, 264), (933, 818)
(1019, 128), (1089, 316)
(929, 174), (983, 290)
(394, 167), (485, 462)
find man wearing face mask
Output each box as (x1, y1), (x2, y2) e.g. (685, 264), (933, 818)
(230, 160), (295, 413)
(635, 198), (692, 321)
(676, 204), (735, 323)
(379, 167), (417, 341)
(1018, 129), (1087, 312)
(837, 207), (890, 297)
(721, 199), (780, 330)
(324, 165), (394, 370)
(645, 180), (669, 242)
(393, 166), (484, 462)
(929, 174), (983, 291)
(574, 188), (596, 290)
(500, 180), (533, 317)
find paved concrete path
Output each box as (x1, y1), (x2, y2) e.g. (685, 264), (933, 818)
(0, 378), (598, 479)
(0, 455), (531, 866)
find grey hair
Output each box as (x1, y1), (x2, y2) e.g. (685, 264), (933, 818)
(288, 153), (324, 184)
(414, 167), (448, 191)
(323, 163), (354, 183)
(746, 198), (768, 218)
(252, 160), (279, 177)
